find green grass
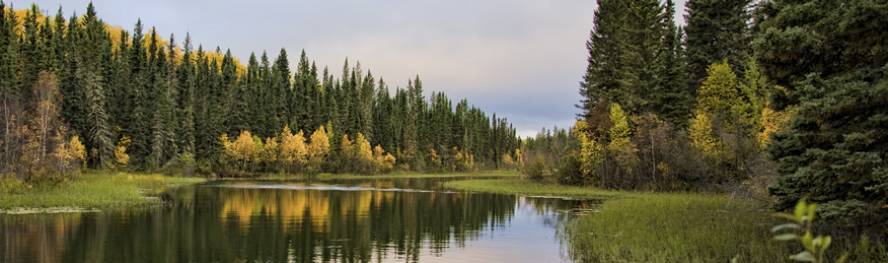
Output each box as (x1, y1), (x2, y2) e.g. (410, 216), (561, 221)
(251, 169), (521, 180)
(444, 178), (791, 262)
(0, 171), (205, 212)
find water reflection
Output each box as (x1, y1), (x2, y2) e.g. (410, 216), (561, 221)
(1, 178), (597, 263)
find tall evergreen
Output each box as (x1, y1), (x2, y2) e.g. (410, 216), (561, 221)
(76, 3), (114, 168)
(176, 34), (196, 155)
(0, 1), (21, 170)
(684, 0), (752, 88)
(651, 0), (691, 127)
(579, 0), (624, 118)
(756, 0), (888, 223)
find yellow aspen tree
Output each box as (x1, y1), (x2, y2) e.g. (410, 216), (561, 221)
(307, 126), (331, 174)
(293, 130), (308, 167)
(229, 131), (256, 171)
(372, 145), (396, 173)
(278, 126), (296, 171)
(279, 126), (308, 173)
(354, 133), (373, 173)
(696, 60), (744, 129)
(689, 110), (720, 158)
(607, 103), (638, 173)
(264, 136), (280, 171)
(574, 120), (603, 178)
(250, 134), (264, 171)
(114, 136), (132, 168)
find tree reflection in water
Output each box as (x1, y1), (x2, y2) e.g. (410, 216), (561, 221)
(1, 178), (599, 263)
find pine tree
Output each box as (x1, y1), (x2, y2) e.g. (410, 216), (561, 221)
(76, 3), (114, 168)
(177, 34), (196, 155)
(757, 0), (888, 222)
(652, 0), (691, 128)
(684, 0), (751, 88)
(579, 0), (624, 119)
(0, 1), (22, 171)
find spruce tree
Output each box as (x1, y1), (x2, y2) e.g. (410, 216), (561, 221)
(684, 0), (751, 88)
(76, 4), (114, 168)
(757, 0), (888, 224)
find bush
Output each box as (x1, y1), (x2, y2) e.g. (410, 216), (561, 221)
(0, 176), (28, 194)
(162, 152), (197, 176)
(557, 155), (583, 185)
(523, 159), (546, 181)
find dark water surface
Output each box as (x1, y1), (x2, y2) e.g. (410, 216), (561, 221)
(1, 177), (598, 263)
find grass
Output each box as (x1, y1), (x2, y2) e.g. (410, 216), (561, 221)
(250, 169), (521, 180)
(0, 171), (205, 212)
(444, 178), (791, 262)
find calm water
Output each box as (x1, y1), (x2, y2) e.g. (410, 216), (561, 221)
(1, 177), (598, 263)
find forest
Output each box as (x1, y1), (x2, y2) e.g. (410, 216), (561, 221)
(0, 2), (520, 183)
(522, 0), (887, 230)
(1, 0), (887, 262)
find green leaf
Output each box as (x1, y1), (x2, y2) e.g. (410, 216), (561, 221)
(789, 251), (816, 262)
(821, 236), (832, 250)
(774, 233), (798, 241)
(771, 223), (800, 233)
(775, 213), (800, 223)
(806, 203), (817, 222)
(801, 232), (815, 252)
(794, 199), (807, 220)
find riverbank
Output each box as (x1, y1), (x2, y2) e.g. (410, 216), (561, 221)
(443, 178), (790, 262)
(0, 172), (205, 213)
(251, 169), (521, 180)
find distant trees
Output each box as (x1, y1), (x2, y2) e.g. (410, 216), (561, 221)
(0, 2), (519, 180)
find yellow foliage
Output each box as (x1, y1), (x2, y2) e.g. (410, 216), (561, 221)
(53, 134), (87, 172)
(697, 60), (744, 128)
(690, 111), (721, 157)
(373, 145), (396, 173)
(340, 134), (353, 159)
(221, 131), (263, 172)
(263, 136), (280, 164)
(114, 136), (131, 167)
(69, 136), (86, 163)
(307, 126), (331, 174)
(607, 103), (638, 173)
(279, 126), (307, 170)
(575, 120), (603, 177)
(353, 133), (373, 162)
(308, 126), (331, 158)
(759, 105), (796, 149)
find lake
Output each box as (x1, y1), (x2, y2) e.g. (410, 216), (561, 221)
(1, 177), (599, 263)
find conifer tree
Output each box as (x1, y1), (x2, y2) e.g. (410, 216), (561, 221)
(756, 0), (888, 222)
(684, 0), (751, 88)
(76, 3), (114, 168)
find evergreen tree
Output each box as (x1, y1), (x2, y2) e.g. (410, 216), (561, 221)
(652, 0), (691, 128)
(684, 0), (751, 88)
(756, 0), (888, 223)
(76, 3), (114, 168)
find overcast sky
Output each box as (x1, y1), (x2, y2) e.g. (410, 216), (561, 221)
(19, 0), (687, 137)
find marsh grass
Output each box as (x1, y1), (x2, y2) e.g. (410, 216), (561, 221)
(444, 178), (792, 262)
(0, 171), (204, 211)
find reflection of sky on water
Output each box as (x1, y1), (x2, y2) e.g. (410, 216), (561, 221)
(1, 179), (596, 263)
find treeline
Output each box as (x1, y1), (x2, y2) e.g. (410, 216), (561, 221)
(524, 0), (888, 226)
(0, 2), (519, 181)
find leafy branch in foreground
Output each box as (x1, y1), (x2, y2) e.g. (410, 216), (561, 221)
(772, 199), (847, 263)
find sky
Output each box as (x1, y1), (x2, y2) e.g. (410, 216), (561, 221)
(18, 0), (687, 138)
